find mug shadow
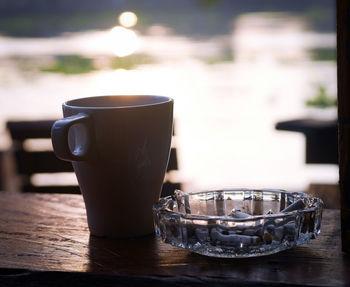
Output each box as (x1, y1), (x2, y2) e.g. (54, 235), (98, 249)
(87, 233), (161, 274)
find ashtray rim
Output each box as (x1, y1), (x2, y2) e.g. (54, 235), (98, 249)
(153, 188), (323, 222)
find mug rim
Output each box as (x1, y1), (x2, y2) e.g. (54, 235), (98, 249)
(64, 95), (173, 109)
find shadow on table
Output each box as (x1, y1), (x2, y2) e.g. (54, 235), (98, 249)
(87, 232), (330, 285)
(87, 233), (162, 274)
(184, 246), (330, 284)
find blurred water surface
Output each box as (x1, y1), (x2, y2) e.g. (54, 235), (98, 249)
(0, 12), (337, 192)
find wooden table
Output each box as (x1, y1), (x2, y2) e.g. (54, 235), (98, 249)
(0, 191), (349, 286)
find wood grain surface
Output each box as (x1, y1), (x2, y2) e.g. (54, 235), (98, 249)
(0, 191), (349, 286)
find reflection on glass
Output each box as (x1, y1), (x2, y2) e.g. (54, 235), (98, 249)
(119, 11), (138, 28)
(109, 26), (139, 57)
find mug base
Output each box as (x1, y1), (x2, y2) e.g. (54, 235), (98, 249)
(89, 230), (155, 239)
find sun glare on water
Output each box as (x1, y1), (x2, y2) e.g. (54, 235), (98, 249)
(109, 26), (139, 57)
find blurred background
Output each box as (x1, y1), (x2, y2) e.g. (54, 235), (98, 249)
(0, 0), (337, 194)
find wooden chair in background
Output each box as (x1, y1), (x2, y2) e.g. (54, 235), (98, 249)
(6, 120), (80, 194)
(6, 120), (181, 197)
(275, 118), (339, 209)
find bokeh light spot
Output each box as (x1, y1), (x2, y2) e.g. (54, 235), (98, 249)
(119, 11), (138, 28)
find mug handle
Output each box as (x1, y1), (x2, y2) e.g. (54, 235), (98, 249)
(51, 113), (92, 161)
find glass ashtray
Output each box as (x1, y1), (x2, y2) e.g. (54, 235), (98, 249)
(152, 189), (324, 258)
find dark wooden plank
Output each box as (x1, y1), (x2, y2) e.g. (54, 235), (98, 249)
(337, 0), (350, 253)
(15, 151), (74, 174)
(0, 192), (348, 286)
(276, 119), (337, 133)
(6, 120), (55, 142)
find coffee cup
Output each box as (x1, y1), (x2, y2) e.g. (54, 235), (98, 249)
(51, 95), (173, 238)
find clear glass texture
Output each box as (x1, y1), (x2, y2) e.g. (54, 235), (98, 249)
(153, 189), (324, 258)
